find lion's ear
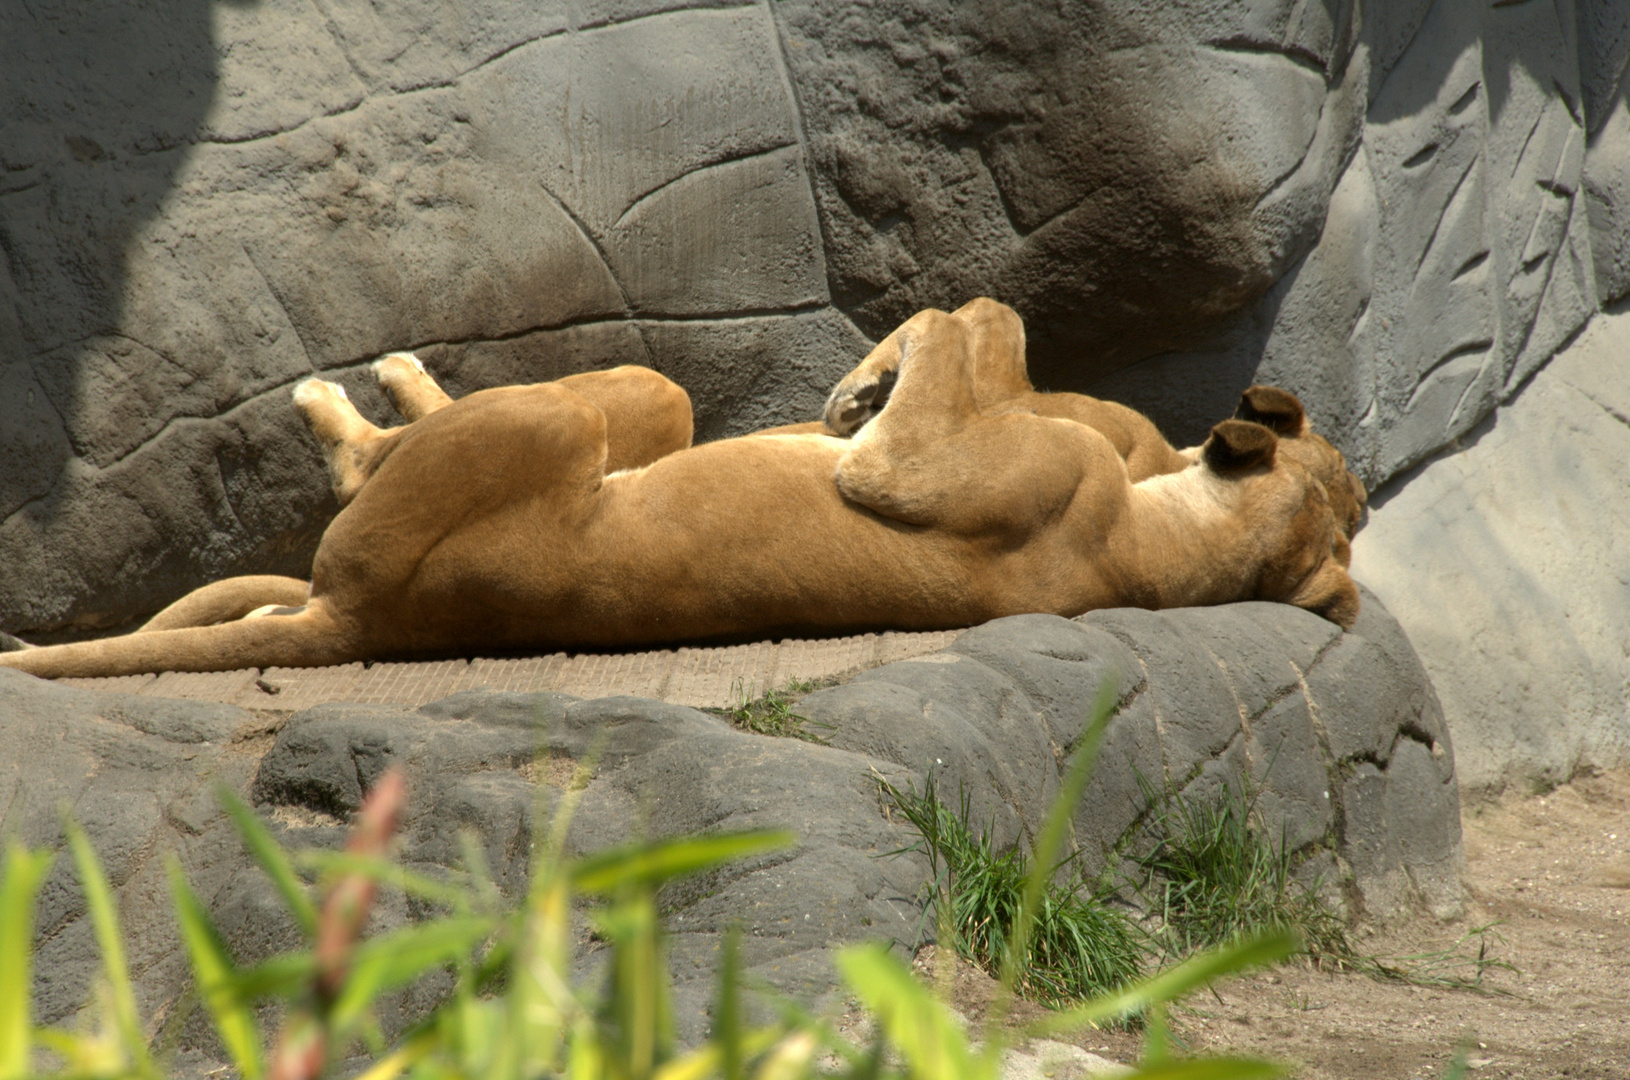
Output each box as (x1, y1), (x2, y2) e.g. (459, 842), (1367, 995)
(1204, 420), (1278, 474)
(1236, 385), (1307, 436)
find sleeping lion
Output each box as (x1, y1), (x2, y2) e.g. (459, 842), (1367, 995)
(0, 299), (1359, 678)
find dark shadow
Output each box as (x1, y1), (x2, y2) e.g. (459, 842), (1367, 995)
(1071, 268), (1295, 451)
(0, 0), (251, 517)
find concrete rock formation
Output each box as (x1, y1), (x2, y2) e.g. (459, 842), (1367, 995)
(3, 596), (1458, 1050)
(1353, 306), (1630, 799)
(2, 0), (1624, 642)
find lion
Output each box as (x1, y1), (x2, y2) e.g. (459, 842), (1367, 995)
(817, 299), (1368, 547)
(0, 299), (1358, 679)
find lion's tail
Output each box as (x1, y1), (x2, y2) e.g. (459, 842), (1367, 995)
(138, 575), (313, 632)
(0, 602), (357, 679)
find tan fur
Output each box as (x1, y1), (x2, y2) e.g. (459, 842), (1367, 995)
(301, 359), (694, 508)
(0, 303), (1357, 679)
(137, 576), (312, 632)
(824, 298), (1367, 552)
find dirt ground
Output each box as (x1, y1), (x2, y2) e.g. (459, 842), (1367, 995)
(937, 767), (1630, 1079)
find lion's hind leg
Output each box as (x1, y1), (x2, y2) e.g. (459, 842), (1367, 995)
(293, 378), (403, 506)
(556, 366), (693, 472)
(374, 352), (454, 422)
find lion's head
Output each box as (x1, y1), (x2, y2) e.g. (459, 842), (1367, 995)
(1200, 418), (1361, 628)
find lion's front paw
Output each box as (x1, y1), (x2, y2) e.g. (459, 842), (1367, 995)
(823, 368), (898, 436)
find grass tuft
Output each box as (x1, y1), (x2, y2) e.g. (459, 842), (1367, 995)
(711, 677), (835, 742)
(1135, 775), (1516, 993)
(881, 772), (1145, 1006)
(1136, 775), (1351, 967)
(1367, 923), (1518, 991)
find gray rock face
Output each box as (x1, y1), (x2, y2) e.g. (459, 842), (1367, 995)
(776, 0), (1362, 384)
(804, 595), (1463, 923)
(0, 668), (264, 1028)
(0, 1), (866, 634)
(1090, 1), (1606, 480)
(3, 0), (1623, 635)
(3, 597), (1459, 1051)
(1352, 306), (1630, 799)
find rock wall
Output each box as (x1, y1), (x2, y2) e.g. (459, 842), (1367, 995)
(1352, 306), (1630, 799)
(0, 594), (1458, 1050)
(0, 1), (868, 634)
(1090, 0), (1627, 470)
(4, 0), (1626, 637)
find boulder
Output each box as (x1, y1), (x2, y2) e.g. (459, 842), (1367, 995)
(2, 596), (1459, 1052)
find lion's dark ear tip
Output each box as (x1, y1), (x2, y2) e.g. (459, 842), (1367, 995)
(1236, 385), (1306, 435)
(1204, 419), (1278, 473)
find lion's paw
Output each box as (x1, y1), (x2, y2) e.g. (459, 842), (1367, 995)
(292, 378), (348, 408)
(372, 351), (451, 422)
(372, 352), (423, 407)
(372, 351), (425, 382)
(823, 368), (898, 436)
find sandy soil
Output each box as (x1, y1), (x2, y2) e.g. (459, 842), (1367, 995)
(932, 767), (1630, 1079)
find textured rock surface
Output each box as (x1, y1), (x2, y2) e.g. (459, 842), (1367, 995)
(0, 1), (864, 634)
(1352, 306), (1630, 799)
(3, 0), (1625, 634)
(3, 597), (1459, 1048)
(0, 669), (267, 1028)
(775, 0), (1363, 384)
(1090, 0), (1607, 476)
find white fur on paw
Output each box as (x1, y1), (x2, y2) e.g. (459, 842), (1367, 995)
(292, 378), (347, 406)
(373, 351), (425, 376)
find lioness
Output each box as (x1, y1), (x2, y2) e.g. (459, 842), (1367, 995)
(820, 299), (1368, 546)
(0, 300), (1358, 679)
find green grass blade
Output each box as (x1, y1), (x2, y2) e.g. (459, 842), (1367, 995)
(1141, 1002), (1171, 1067)
(63, 818), (157, 1078)
(167, 857), (263, 1080)
(294, 851), (471, 910)
(230, 952), (319, 1000)
(837, 943), (986, 1080)
(1129, 1057), (1285, 1080)
(572, 830), (796, 895)
(1024, 929), (1298, 1037)
(587, 887), (673, 1078)
(651, 1028), (782, 1080)
(331, 915), (498, 1031)
(216, 786), (318, 939)
(1004, 678), (1118, 990)
(0, 843), (54, 1080)
(715, 929), (743, 1080)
